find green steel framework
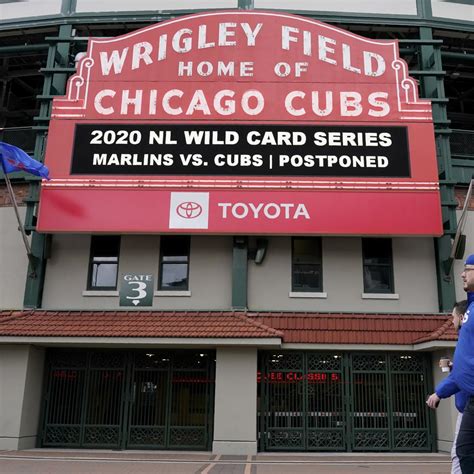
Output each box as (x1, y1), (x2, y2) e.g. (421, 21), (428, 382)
(0, 1), (466, 308)
(258, 351), (435, 452)
(39, 349), (216, 450)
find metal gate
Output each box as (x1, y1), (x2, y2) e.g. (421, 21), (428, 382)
(258, 351), (434, 452)
(40, 350), (215, 450)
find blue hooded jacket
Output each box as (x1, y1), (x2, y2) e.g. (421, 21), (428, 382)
(437, 292), (474, 403)
(450, 300), (474, 395)
(433, 291), (474, 411)
(436, 374), (468, 412)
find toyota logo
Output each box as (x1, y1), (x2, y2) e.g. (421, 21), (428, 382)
(176, 201), (203, 219)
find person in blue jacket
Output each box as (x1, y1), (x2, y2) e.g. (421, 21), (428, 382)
(427, 299), (468, 474)
(433, 255), (474, 473)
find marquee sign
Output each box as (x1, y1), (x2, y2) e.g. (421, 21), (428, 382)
(37, 11), (442, 235)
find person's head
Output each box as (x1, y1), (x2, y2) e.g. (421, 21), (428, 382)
(453, 299), (468, 331)
(461, 255), (474, 292)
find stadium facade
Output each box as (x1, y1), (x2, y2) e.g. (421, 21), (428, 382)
(0, 0), (473, 455)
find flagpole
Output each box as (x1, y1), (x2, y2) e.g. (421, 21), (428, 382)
(1, 163), (37, 274)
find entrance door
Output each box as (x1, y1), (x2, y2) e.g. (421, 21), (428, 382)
(126, 351), (214, 449)
(40, 350), (215, 450)
(258, 351), (434, 452)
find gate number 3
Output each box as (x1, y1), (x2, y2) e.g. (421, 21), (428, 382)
(126, 281), (148, 300)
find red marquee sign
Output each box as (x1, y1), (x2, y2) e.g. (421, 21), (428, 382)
(37, 11), (442, 235)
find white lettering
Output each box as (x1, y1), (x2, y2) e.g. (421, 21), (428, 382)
(162, 89), (183, 115)
(364, 52), (386, 77)
(132, 42), (153, 70)
(368, 92), (390, 117)
(218, 202), (311, 220)
(319, 36), (336, 65)
(218, 23), (237, 46)
(342, 44), (361, 74)
(282, 26), (299, 50)
(178, 61), (193, 76)
(120, 90), (143, 115)
(294, 204), (310, 219)
(214, 90), (236, 115)
(172, 28), (193, 53)
(311, 91), (333, 116)
(186, 89), (211, 115)
(100, 48), (129, 75)
(241, 23), (263, 46)
(285, 91), (305, 116)
(274, 62), (291, 77)
(94, 89), (116, 115)
(340, 91), (362, 116)
(241, 90), (264, 115)
(198, 25), (215, 49)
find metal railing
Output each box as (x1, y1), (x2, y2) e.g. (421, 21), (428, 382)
(451, 129), (474, 159)
(0, 127), (36, 155)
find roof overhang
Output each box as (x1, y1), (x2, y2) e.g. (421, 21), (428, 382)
(413, 340), (457, 351)
(0, 336), (282, 348)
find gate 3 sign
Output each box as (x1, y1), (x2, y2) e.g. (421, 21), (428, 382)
(119, 274), (154, 307)
(37, 11), (442, 236)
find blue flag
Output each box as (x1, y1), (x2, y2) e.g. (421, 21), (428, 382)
(0, 141), (50, 179)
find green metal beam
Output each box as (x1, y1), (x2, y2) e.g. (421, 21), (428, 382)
(0, 44), (49, 54)
(24, 24), (74, 308)
(238, 0), (253, 8)
(417, 26), (457, 311)
(61, 0), (77, 15)
(442, 51), (474, 63)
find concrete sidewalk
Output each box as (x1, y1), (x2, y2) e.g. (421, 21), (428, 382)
(0, 450), (452, 473)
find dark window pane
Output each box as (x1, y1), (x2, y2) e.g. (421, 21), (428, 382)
(362, 238), (392, 265)
(292, 237), (323, 292)
(161, 236), (190, 259)
(91, 235), (120, 257)
(364, 266), (392, 292)
(293, 238), (321, 263)
(293, 264), (322, 291)
(362, 238), (394, 293)
(159, 236), (190, 290)
(88, 236), (120, 289)
(161, 263), (188, 289)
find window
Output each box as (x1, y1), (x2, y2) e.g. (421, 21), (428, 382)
(362, 238), (394, 293)
(159, 236), (190, 290)
(87, 236), (120, 290)
(292, 237), (323, 292)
